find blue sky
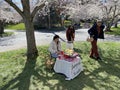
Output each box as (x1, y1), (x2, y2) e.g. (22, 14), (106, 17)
(12, 0), (22, 9)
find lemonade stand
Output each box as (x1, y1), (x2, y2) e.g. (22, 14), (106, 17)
(54, 42), (83, 80)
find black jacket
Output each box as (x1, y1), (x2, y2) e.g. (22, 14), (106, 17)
(88, 23), (105, 40)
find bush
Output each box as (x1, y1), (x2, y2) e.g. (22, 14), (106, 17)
(5, 23), (25, 30)
(64, 20), (72, 27)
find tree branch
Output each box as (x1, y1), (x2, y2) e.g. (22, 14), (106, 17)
(4, 0), (24, 17)
(21, 0), (30, 14)
(31, 3), (45, 21)
(114, 13), (120, 18)
(109, 6), (113, 14)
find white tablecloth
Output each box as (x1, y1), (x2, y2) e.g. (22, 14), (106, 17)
(54, 56), (83, 80)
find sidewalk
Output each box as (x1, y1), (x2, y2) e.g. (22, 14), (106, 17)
(0, 29), (120, 52)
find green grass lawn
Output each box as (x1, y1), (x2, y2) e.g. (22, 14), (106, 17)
(0, 42), (120, 90)
(106, 25), (120, 36)
(5, 23), (25, 30)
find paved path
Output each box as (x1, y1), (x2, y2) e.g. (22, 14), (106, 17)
(0, 29), (120, 52)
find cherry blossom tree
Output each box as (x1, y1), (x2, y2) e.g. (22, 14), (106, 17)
(33, 0), (75, 28)
(4, 0), (45, 61)
(61, 0), (100, 23)
(63, 0), (120, 30)
(100, 0), (120, 31)
(0, 1), (15, 34)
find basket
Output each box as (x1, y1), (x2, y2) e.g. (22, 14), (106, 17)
(45, 59), (54, 69)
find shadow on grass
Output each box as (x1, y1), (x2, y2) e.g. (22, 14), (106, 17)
(86, 47), (120, 89)
(89, 58), (120, 89)
(98, 48), (120, 79)
(0, 51), (98, 90)
(99, 49), (120, 78)
(31, 65), (98, 90)
(97, 57), (120, 78)
(1, 58), (37, 90)
(1, 46), (120, 90)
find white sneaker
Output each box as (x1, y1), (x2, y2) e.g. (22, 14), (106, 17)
(65, 77), (71, 80)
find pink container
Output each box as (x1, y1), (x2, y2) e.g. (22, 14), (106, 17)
(60, 51), (64, 55)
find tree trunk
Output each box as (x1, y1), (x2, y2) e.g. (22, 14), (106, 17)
(114, 23), (118, 28)
(21, 0), (38, 61)
(0, 20), (4, 34)
(24, 17), (38, 61)
(47, 14), (51, 29)
(106, 25), (111, 31)
(105, 22), (112, 32)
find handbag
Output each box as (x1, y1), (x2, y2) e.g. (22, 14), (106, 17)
(86, 36), (94, 42)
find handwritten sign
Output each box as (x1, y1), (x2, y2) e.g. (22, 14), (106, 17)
(71, 59), (83, 78)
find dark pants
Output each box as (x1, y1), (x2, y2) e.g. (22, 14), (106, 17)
(90, 40), (99, 58)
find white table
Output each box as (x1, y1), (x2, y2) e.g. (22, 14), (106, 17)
(54, 56), (83, 80)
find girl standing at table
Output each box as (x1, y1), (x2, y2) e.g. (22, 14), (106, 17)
(66, 25), (75, 42)
(66, 25), (75, 49)
(48, 35), (62, 58)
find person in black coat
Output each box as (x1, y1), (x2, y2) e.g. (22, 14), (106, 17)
(88, 20), (105, 60)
